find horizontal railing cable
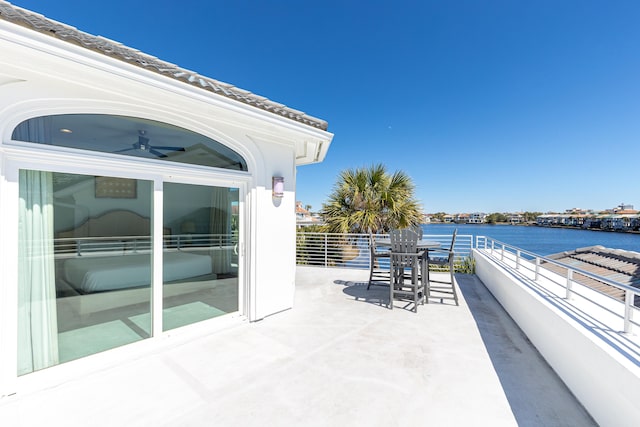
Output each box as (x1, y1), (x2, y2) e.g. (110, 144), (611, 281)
(295, 232), (472, 270)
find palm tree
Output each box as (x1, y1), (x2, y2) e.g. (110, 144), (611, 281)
(321, 164), (422, 234)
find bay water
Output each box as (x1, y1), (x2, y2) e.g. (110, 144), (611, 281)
(421, 223), (640, 256)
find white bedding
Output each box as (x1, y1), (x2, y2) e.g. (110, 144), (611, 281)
(62, 251), (212, 293)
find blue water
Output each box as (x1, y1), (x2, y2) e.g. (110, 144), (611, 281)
(421, 223), (640, 255)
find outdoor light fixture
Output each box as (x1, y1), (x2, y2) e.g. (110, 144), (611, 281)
(272, 176), (284, 198)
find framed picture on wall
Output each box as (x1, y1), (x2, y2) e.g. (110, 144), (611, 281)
(95, 177), (137, 198)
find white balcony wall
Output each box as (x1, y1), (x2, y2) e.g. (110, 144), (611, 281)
(474, 249), (640, 427)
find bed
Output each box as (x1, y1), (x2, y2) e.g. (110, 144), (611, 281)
(62, 251), (213, 293)
(55, 210), (216, 316)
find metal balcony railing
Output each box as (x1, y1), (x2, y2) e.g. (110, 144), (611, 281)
(476, 236), (640, 334)
(295, 231), (472, 271)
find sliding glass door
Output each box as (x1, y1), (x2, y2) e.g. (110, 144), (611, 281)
(17, 171), (242, 375)
(162, 183), (239, 330)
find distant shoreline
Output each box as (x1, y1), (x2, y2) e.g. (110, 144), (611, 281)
(424, 222), (640, 234)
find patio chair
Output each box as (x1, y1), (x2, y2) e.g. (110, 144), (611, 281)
(367, 233), (390, 289)
(389, 228), (425, 312)
(411, 224), (424, 239)
(424, 229), (459, 305)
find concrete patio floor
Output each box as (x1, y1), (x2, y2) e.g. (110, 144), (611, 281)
(0, 267), (596, 426)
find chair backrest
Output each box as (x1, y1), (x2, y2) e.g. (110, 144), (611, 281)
(446, 229), (458, 261)
(449, 229), (458, 251)
(411, 224), (424, 240)
(369, 233), (380, 256)
(390, 228), (419, 266)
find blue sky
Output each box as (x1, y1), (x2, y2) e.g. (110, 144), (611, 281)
(10, 0), (640, 213)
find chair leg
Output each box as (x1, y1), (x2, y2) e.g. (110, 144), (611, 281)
(449, 258), (459, 306)
(368, 255), (380, 290)
(425, 259), (431, 304)
(389, 263), (394, 310)
(368, 257), (390, 290)
(419, 258), (426, 305)
(412, 264), (418, 313)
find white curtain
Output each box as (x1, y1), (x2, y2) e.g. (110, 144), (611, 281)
(17, 170), (59, 375)
(210, 187), (232, 274)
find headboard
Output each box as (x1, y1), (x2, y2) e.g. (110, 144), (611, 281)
(57, 210), (153, 239)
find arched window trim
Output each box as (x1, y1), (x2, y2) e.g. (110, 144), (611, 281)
(11, 114), (248, 172)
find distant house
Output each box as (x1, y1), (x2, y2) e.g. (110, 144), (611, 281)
(599, 213), (639, 231)
(456, 213), (470, 223)
(614, 203), (635, 212)
(296, 201), (321, 227)
(468, 212), (486, 224)
(537, 214), (569, 226)
(0, 3), (333, 395)
(507, 213), (524, 224)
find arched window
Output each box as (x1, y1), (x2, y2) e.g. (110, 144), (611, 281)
(12, 114), (248, 171)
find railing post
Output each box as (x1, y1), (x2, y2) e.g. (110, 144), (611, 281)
(624, 289), (633, 334)
(516, 250), (521, 270)
(501, 244), (504, 261)
(535, 257), (540, 280)
(324, 233), (328, 267)
(566, 269), (573, 300)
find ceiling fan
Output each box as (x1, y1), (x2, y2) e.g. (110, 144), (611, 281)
(114, 130), (185, 158)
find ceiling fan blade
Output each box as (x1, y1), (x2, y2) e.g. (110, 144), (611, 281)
(149, 148), (167, 158)
(152, 146), (185, 152)
(113, 147), (135, 153)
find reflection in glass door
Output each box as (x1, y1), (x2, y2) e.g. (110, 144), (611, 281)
(17, 172), (240, 375)
(162, 183), (239, 330)
(18, 171), (153, 375)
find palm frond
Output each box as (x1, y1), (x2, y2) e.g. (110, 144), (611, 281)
(320, 164), (422, 233)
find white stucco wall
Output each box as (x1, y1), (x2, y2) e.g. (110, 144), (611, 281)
(249, 139), (298, 320)
(474, 249), (640, 427)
